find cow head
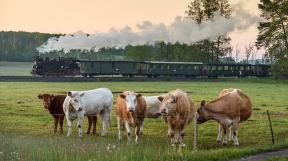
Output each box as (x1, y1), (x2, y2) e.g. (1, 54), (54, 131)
(120, 92), (142, 113)
(158, 94), (177, 116)
(38, 94), (54, 109)
(67, 91), (84, 112)
(197, 100), (208, 124)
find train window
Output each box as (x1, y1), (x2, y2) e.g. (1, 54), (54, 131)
(224, 66), (229, 70)
(240, 66), (244, 70)
(180, 65), (184, 70)
(91, 62), (94, 67)
(212, 66), (216, 71)
(251, 66), (255, 70)
(188, 65), (191, 69)
(167, 65), (170, 69)
(218, 66), (222, 70)
(247, 66), (250, 70)
(194, 66), (198, 70)
(160, 64), (164, 69)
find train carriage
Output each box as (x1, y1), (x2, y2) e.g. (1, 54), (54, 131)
(148, 61), (203, 77)
(31, 57), (271, 78)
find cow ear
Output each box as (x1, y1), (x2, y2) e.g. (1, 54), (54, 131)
(201, 100), (205, 106)
(80, 92), (85, 97)
(136, 93), (142, 98)
(120, 94), (126, 99)
(174, 96), (178, 103)
(67, 91), (73, 97)
(38, 94), (43, 99)
(158, 96), (164, 102)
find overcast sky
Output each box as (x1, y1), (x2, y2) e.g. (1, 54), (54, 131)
(0, 0), (264, 59)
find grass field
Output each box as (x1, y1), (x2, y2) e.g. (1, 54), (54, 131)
(0, 61), (32, 76)
(1, 79), (288, 161)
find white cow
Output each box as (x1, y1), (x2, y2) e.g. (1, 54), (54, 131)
(140, 95), (166, 133)
(63, 88), (113, 137)
(143, 96), (163, 118)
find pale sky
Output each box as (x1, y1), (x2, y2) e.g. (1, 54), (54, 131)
(0, 0), (264, 58)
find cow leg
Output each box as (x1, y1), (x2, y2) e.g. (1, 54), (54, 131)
(92, 116), (97, 134)
(216, 124), (222, 143)
(77, 115), (84, 138)
(87, 117), (92, 135)
(53, 117), (59, 134)
(139, 122), (144, 136)
(125, 121), (131, 143)
(100, 111), (109, 136)
(135, 125), (141, 144)
(59, 116), (64, 134)
(66, 117), (73, 137)
(222, 127), (228, 145)
(232, 120), (239, 146)
(117, 116), (124, 141)
(228, 127), (234, 142)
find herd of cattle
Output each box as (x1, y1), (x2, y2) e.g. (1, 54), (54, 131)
(38, 87), (252, 147)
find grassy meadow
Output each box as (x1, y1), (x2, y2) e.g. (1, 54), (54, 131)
(0, 61), (32, 76)
(1, 79), (288, 160)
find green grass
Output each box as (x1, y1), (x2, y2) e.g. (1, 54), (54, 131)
(1, 80), (288, 161)
(0, 61), (32, 76)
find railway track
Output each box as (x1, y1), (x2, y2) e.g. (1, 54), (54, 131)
(0, 76), (217, 82)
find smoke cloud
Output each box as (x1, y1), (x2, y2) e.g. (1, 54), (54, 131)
(37, 1), (262, 53)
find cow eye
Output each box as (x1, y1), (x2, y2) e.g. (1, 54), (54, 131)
(74, 99), (78, 102)
(181, 132), (186, 137)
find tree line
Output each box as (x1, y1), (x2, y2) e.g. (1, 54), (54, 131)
(0, 31), (60, 61)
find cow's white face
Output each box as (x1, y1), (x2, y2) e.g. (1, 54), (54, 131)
(120, 92), (141, 113)
(158, 94), (177, 116)
(67, 91), (84, 112)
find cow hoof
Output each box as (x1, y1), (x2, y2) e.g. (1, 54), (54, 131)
(101, 133), (107, 137)
(223, 142), (227, 146)
(234, 144), (239, 147)
(217, 140), (221, 144)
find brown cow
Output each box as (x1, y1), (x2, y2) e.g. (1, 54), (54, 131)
(158, 89), (196, 146)
(116, 91), (146, 144)
(38, 94), (97, 134)
(197, 89), (252, 146)
(216, 88), (241, 143)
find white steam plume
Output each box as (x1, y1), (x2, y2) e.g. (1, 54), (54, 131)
(37, 2), (262, 53)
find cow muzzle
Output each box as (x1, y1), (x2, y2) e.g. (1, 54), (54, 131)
(128, 107), (134, 112)
(161, 109), (168, 116)
(78, 108), (83, 112)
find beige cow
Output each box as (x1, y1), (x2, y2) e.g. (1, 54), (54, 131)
(158, 89), (196, 145)
(197, 89), (252, 146)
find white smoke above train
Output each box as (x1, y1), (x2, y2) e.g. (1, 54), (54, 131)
(37, 1), (262, 53)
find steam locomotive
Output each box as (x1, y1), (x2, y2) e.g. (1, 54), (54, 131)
(31, 57), (270, 78)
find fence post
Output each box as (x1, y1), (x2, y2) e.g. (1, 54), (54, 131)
(267, 110), (275, 144)
(193, 112), (198, 151)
